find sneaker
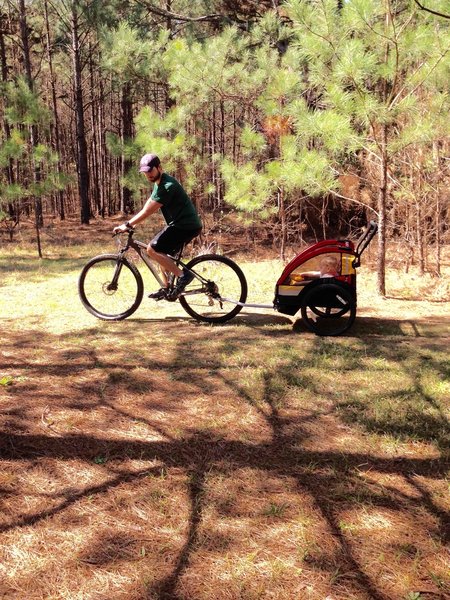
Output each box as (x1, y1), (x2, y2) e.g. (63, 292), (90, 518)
(174, 269), (195, 294)
(148, 287), (168, 300)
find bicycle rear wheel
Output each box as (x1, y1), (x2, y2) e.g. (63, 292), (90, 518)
(79, 254), (143, 320)
(178, 254), (247, 323)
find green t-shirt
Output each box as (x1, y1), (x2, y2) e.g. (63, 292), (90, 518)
(151, 173), (202, 230)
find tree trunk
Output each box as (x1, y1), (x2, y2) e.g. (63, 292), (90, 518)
(211, 106), (219, 210)
(435, 194), (441, 277)
(376, 5), (394, 296)
(416, 148), (425, 275)
(97, 76), (106, 217)
(377, 124), (388, 296)
(44, 0), (65, 220)
(279, 187), (286, 262)
(18, 0), (43, 256)
(120, 82), (133, 214)
(0, 17), (15, 193)
(433, 142), (441, 276)
(416, 200), (425, 275)
(71, 1), (90, 225)
(88, 46), (100, 216)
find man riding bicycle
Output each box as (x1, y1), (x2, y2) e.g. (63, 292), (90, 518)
(114, 154), (202, 299)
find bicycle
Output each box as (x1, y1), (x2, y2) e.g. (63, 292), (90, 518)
(78, 226), (248, 323)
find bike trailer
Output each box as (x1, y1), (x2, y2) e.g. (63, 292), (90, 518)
(273, 221), (378, 336)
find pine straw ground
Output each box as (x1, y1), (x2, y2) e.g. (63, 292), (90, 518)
(0, 219), (449, 600)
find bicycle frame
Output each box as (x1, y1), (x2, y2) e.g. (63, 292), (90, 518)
(79, 229), (248, 323)
(115, 230), (210, 294)
(128, 239), (168, 288)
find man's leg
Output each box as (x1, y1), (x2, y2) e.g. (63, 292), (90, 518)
(147, 244), (182, 278)
(146, 227), (183, 299)
(147, 226), (201, 298)
(147, 226), (183, 283)
(149, 246), (195, 295)
(159, 268), (170, 288)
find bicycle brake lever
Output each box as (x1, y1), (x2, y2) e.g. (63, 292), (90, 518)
(112, 227), (131, 238)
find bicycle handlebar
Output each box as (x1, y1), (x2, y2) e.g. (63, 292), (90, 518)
(112, 226), (135, 238)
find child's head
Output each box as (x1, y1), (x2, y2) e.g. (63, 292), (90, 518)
(320, 255), (339, 275)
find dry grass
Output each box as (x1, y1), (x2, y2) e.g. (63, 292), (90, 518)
(0, 219), (449, 600)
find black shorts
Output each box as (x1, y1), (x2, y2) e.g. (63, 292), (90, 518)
(150, 225), (202, 256)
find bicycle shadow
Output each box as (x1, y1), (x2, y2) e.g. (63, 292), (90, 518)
(128, 312), (292, 327)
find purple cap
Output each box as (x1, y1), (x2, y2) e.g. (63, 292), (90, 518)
(139, 153), (160, 172)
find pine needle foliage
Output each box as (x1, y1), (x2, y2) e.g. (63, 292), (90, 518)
(101, 0), (447, 275)
(0, 78), (67, 219)
(285, 0), (449, 291)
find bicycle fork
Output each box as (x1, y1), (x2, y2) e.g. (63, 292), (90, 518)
(107, 255), (126, 291)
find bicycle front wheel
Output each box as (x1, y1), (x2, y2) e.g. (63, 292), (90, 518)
(78, 254), (143, 320)
(178, 254), (247, 323)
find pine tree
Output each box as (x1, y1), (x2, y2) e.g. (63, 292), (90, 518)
(285, 0), (450, 294)
(0, 78), (67, 251)
(101, 20), (169, 214)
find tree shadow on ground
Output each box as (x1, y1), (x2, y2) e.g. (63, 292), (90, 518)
(386, 294), (449, 304)
(1, 323), (448, 600)
(117, 310), (450, 339)
(292, 315), (450, 338)
(1, 428), (448, 599)
(353, 316), (450, 337)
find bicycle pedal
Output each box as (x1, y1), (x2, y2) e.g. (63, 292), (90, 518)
(165, 290), (179, 302)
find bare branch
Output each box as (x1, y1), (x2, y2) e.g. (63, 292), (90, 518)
(135, 0), (227, 24)
(330, 191), (379, 216)
(413, 0), (450, 19)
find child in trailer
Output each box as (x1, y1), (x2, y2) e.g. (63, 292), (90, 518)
(290, 255), (340, 284)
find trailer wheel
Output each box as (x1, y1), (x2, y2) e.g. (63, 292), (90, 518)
(300, 282), (356, 336)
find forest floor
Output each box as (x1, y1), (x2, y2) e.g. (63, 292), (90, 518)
(0, 218), (449, 600)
